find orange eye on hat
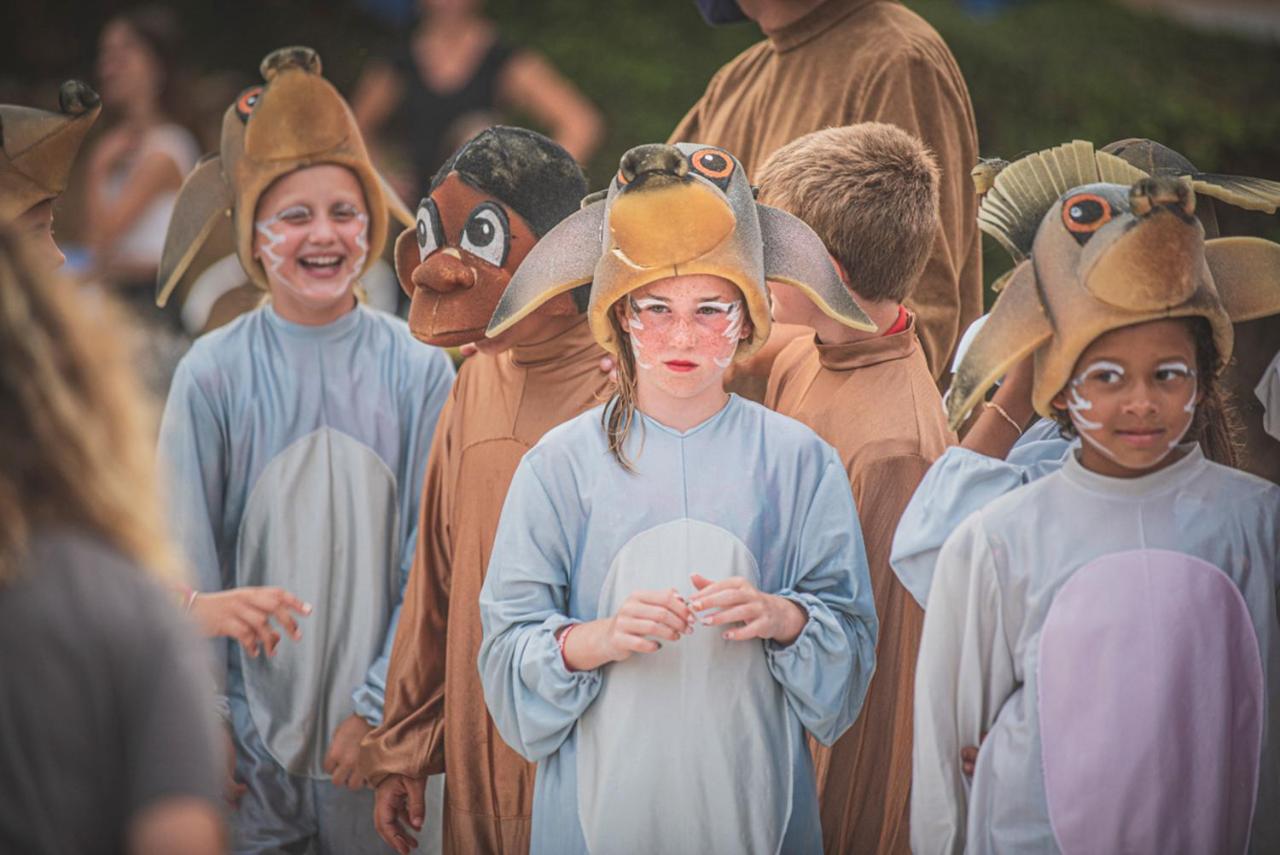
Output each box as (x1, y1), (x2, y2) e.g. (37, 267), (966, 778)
(690, 148), (733, 181)
(235, 86), (262, 123)
(1062, 192), (1113, 239)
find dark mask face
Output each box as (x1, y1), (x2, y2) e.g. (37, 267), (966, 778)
(397, 172), (575, 347)
(694, 0), (748, 25)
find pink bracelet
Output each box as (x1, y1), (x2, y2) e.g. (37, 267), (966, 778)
(184, 588), (199, 613)
(557, 623), (578, 672)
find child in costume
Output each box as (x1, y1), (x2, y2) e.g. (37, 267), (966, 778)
(157, 47), (454, 854)
(477, 142), (879, 854)
(0, 80), (100, 271)
(891, 139), (1280, 608)
(756, 122), (953, 855)
(911, 175), (1280, 854)
(358, 126), (610, 855)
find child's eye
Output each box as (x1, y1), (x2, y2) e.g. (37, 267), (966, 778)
(696, 305), (726, 316)
(279, 205), (311, 223)
(646, 304), (670, 314)
(331, 204), (358, 221)
(1155, 368), (1191, 382)
(1094, 370), (1121, 384)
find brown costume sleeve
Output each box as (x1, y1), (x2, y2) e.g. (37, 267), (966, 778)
(360, 394), (457, 784)
(814, 451), (931, 855)
(860, 49), (981, 381)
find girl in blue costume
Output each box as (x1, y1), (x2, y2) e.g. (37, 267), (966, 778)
(912, 173), (1280, 854)
(477, 143), (880, 854)
(156, 48), (454, 854)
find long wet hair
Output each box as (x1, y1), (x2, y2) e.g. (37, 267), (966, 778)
(603, 307), (642, 471)
(0, 228), (179, 584)
(1050, 316), (1241, 467)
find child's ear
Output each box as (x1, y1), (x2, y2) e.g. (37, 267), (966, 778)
(1050, 389), (1069, 414)
(613, 299), (627, 325)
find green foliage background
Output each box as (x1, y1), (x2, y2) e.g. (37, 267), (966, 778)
(3, 0), (1276, 294)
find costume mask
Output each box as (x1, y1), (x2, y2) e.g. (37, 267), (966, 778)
(394, 126), (587, 347)
(0, 80), (100, 222)
(156, 46), (412, 307)
(948, 174), (1280, 430)
(487, 142), (874, 358)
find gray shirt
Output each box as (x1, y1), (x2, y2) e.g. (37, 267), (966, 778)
(0, 530), (222, 854)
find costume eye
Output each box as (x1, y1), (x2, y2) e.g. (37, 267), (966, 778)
(415, 199), (443, 262)
(1061, 192), (1113, 241)
(459, 202), (510, 267)
(690, 148), (733, 181)
(235, 86), (262, 123)
(616, 168), (630, 187)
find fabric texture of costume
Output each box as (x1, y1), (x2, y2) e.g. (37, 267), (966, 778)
(478, 395), (878, 854)
(361, 319), (610, 853)
(912, 447), (1280, 854)
(765, 319), (953, 854)
(156, 46), (413, 307)
(670, 0), (981, 381)
(158, 303), (454, 852)
(0, 80), (100, 221)
(487, 141), (873, 354)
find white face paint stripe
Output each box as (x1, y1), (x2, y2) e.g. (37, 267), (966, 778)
(1066, 385), (1103, 431)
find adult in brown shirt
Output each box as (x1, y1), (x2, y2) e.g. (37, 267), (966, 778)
(672, 0), (981, 388)
(359, 127), (610, 855)
(759, 124), (955, 854)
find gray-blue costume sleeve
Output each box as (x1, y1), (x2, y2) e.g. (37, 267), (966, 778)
(890, 442), (1069, 609)
(354, 347), (455, 725)
(157, 355), (229, 697)
(766, 456), (878, 747)
(477, 458), (601, 763)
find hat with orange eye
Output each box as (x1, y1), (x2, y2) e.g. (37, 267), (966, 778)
(0, 80), (101, 223)
(489, 141), (877, 358)
(156, 46), (414, 306)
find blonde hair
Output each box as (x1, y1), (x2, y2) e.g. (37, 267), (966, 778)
(0, 228), (180, 584)
(757, 122), (940, 303)
(603, 308), (642, 471)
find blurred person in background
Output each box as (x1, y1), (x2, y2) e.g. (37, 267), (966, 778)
(352, 0), (603, 197)
(0, 227), (224, 855)
(83, 5), (200, 393)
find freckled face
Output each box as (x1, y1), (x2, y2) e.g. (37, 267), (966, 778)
(252, 164), (369, 314)
(1052, 319), (1202, 475)
(614, 274), (750, 400)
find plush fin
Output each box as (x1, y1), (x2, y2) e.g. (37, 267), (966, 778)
(1205, 237), (1280, 323)
(378, 170), (413, 228)
(978, 141), (1148, 261)
(1188, 174), (1280, 215)
(946, 262), (1052, 430)
(156, 155), (235, 307)
(757, 203), (875, 332)
(486, 201), (604, 336)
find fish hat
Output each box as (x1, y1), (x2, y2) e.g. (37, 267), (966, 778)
(948, 174), (1280, 430)
(486, 142), (875, 358)
(396, 126), (588, 347)
(156, 46), (412, 305)
(0, 80), (101, 222)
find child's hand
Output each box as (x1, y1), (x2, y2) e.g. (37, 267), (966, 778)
(324, 714), (374, 790)
(373, 774), (428, 854)
(689, 573), (808, 645)
(190, 587), (312, 657)
(563, 589), (694, 671)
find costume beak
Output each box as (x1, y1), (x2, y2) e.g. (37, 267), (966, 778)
(1206, 236), (1280, 322)
(156, 155), (234, 307)
(946, 261), (1051, 430)
(758, 203), (875, 332)
(486, 200), (604, 337)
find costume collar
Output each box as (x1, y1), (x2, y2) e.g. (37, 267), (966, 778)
(264, 301), (363, 339)
(767, 0), (879, 53)
(1060, 442), (1204, 498)
(638, 393), (739, 439)
(509, 315), (599, 368)
(815, 315), (918, 372)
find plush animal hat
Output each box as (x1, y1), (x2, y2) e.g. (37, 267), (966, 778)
(0, 80), (101, 222)
(397, 126), (588, 346)
(948, 173), (1280, 430)
(156, 46), (412, 306)
(486, 142), (874, 358)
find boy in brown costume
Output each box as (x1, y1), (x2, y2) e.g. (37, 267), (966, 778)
(759, 122), (954, 855)
(359, 126), (611, 855)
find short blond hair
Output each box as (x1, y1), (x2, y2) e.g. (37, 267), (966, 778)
(757, 122), (940, 303)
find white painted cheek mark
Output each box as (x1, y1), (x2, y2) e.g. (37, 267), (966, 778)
(254, 216), (294, 291)
(1067, 384), (1103, 431)
(350, 212), (370, 279)
(1170, 375), (1198, 450)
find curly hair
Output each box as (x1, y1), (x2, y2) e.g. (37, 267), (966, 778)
(0, 228), (180, 584)
(1048, 316), (1241, 467)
